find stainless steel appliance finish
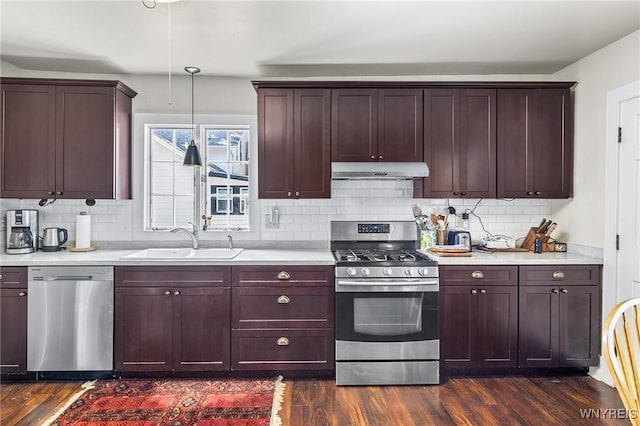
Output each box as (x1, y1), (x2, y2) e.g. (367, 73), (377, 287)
(331, 162), (429, 180)
(27, 266), (114, 372)
(6, 210), (38, 254)
(332, 220), (440, 386)
(41, 227), (68, 252)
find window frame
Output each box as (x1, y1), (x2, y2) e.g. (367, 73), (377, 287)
(132, 113), (259, 242)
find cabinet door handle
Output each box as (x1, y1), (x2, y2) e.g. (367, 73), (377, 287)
(480, 289), (486, 294)
(471, 271), (484, 279)
(371, 155), (376, 160)
(552, 288), (559, 294)
(461, 191), (467, 196)
(47, 191), (55, 196)
(55, 191), (63, 196)
(453, 191), (459, 196)
(471, 289), (478, 295)
(295, 191), (300, 197)
(378, 155), (383, 159)
(535, 191), (541, 196)
(287, 192), (292, 197)
(277, 271), (291, 280)
(526, 191), (534, 196)
(277, 295), (290, 304)
(552, 271), (565, 279)
(174, 291), (181, 296)
(560, 288), (568, 294)
(165, 290), (172, 296)
(277, 337), (290, 346)
(19, 291), (27, 297)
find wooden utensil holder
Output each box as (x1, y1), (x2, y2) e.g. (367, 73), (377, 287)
(521, 227), (551, 251)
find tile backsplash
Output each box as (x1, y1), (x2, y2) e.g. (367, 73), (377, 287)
(1, 180), (550, 247)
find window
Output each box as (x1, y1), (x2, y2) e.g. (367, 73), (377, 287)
(143, 121), (251, 232)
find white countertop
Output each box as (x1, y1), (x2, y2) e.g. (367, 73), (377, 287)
(420, 249), (603, 265)
(0, 248), (336, 266)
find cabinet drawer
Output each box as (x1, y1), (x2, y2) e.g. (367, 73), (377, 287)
(232, 266), (333, 287)
(115, 266), (231, 287)
(232, 328), (334, 371)
(0, 267), (27, 288)
(519, 265), (600, 285)
(439, 266), (517, 286)
(232, 286), (334, 329)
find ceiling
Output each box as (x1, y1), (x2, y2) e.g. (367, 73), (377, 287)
(1, 0), (639, 78)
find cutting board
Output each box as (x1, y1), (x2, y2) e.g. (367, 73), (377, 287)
(427, 247), (472, 257)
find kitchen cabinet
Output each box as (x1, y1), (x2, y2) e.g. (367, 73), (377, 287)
(439, 266), (518, 369)
(518, 265), (600, 368)
(115, 266), (231, 373)
(417, 89), (496, 198)
(0, 267), (28, 375)
(257, 88), (331, 199)
(231, 266), (334, 371)
(497, 88), (573, 198)
(331, 88), (423, 162)
(0, 78), (136, 200)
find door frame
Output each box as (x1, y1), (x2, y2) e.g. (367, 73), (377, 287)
(595, 80), (640, 386)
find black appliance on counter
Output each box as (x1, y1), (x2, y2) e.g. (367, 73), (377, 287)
(332, 221), (440, 386)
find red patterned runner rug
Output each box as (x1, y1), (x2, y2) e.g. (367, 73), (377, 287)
(43, 376), (285, 426)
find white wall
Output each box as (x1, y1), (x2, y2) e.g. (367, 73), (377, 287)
(551, 30), (640, 248)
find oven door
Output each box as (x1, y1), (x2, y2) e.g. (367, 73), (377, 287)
(335, 278), (439, 361)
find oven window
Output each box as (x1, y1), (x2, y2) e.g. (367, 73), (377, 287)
(353, 295), (423, 336)
(335, 291), (438, 342)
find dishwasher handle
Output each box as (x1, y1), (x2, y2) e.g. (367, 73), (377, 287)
(33, 276), (95, 281)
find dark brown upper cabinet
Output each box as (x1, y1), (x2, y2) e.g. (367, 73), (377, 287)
(0, 78), (136, 200)
(257, 88), (331, 199)
(331, 88), (422, 162)
(417, 88), (496, 198)
(497, 88), (573, 198)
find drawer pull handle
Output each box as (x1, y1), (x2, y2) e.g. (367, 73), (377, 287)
(19, 291), (27, 297)
(552, 271), (565, 279)
(277, 295), (290, 304)
(480, 289), (486, 294)
(471, 271), (484, 279)
(277, 337), (289, 346)
(552, 288), (559, 294)
(471, 289), (478, 295)
(165, 290), (171, 296)
(561, 288), (568, 294)
(174, 291), (181, 296)
(277, 271), (291, 280)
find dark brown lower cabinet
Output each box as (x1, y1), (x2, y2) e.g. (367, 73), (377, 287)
(115, 267), (231, 373)
(440, 266), (518, 369)
(231, 265), (335, 371)
(0, 267), (28, 375)
(518, 265), (601, 368)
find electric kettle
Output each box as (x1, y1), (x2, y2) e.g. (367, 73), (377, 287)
(41, 227), (68, 252)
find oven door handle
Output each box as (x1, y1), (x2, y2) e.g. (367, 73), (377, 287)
(336, 279), (438, 286)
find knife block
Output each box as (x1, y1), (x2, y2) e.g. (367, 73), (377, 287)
(521, 227), (551, 251)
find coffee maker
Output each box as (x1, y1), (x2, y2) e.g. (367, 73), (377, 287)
(6, 210), (39, 254)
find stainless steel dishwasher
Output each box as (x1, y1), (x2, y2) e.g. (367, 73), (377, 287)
(27, 266), (114, 372)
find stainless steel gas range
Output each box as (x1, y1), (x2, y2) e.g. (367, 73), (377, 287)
(332, 221), (440, 386)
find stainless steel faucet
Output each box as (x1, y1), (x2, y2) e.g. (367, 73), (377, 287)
(171, 222), (199, 249)
(227, 234), (233, 250)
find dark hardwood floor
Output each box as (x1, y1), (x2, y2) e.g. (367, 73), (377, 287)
(0, 374), (628, 425)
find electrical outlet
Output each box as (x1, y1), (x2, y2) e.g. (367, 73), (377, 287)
(265, 207), (279, 229)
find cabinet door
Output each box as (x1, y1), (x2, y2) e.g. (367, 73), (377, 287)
(331, 88), (377, 162)
(439, 286), (476, 368)
(258, 88), (294, 198)
(459, 89), (496, 198)
(56, 86), (116, 199)
(173, 287), (230, 371)
(476, 285), (518, 367)
(1, 84), (56, 198)
(294, 89), (331, 198)
(558, 285), (600, 367)
(518, 285), (559, 368)
(422, 89), (459, 198)
(497, 89), (533, 198)
(115, 287), (173, 372)
(533, 88), (572, 198)
(0, 288), (28, 374)
(377, 89), (423, 162)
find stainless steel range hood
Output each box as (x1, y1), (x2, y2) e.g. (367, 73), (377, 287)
(331, 162), (429, 180)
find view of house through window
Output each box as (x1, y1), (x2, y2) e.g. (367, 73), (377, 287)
(145, 123), (250, 231)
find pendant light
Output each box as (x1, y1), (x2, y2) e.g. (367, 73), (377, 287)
(183, 66), (202, 167)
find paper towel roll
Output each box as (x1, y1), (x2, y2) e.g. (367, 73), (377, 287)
(75, 212), (91, 249)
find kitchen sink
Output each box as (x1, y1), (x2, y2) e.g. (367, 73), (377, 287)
(121, 247), (244, 261)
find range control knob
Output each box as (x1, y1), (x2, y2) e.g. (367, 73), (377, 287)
(405, 268), (413, 276)
(418, 268), (428, 276)
(382, 267), (393, 276)
(347, 267), (358, 277)
(361, 268), (371, 277)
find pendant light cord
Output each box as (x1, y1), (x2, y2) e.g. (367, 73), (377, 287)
(191, 71), (195, 135)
